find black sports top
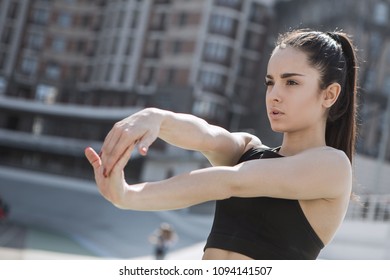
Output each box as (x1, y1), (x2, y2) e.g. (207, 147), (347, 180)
(204, 147), (324, 259)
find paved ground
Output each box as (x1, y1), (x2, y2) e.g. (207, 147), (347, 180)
(0, 221), (205, 260)
(0, 168), (215, 260)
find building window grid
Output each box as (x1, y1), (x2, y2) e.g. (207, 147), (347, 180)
(1, 26), (13, 44)
(57, 12), (72, 28)
(178, 12), (188, 26)
(51, 37), (66, 53)
(119, 64), (128, 83)
(105, 63), (113, 82)
(172, 40), (182, 54)
(20, 57), (38, 76)
(7, 1), (19, 19)
(215, 0), (241, 9)
(27, 33), (44, 51)
(45, 62), (61, 80)
(199, 71), (226, 93)
(111, 37), (119, 55)
(204, 42), (229, 63)
(131, 10), (139, 29)
(249, 3), (265, 24)
(124, 38), (133, 56)
(31, 8), (49, 25)
(209, 14), (236, 37)
(0, 52), (7, 70)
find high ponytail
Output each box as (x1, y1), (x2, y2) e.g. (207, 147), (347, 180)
(325, 32), (358, 163)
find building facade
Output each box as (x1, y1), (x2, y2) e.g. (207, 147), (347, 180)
(0, 0), (274, 185)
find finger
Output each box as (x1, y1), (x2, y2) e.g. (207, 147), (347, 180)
(111, 145), (134, 176)
(85, 147), (102, 170)
(101, 125), (120, 158)
(137, 131), (157, 156)
(104, 130), (139, 176)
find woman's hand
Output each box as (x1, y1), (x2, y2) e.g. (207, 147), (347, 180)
(84, 146), (133, 208)
(100, 108), (163, 177)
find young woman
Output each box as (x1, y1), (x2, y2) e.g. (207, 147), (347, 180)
(85, 29), (358, 259)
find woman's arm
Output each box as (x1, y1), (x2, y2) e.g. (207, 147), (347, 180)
(85, 146), (352, 211)
(100, 108), (262, 176)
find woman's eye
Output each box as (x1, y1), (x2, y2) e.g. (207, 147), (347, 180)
(286, 80), (298, 85)
(265, 80), (274, 86)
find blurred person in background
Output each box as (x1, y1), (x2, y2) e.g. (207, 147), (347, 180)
(149, 223), (178, 260)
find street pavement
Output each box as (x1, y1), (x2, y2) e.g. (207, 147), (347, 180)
(0, 168), (214, 260)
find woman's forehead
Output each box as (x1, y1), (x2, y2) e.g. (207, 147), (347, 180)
(267, 47), (314, 76)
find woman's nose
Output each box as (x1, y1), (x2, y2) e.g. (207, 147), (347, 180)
(267, 85), (282, 103)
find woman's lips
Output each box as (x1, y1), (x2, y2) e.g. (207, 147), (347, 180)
(268, 108), (284, 119)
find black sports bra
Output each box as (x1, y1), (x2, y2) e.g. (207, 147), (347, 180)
(204, 147), (324, 259)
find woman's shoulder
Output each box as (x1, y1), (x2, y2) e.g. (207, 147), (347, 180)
(297, 146), (352, 181)
(300, 146), (350, 162)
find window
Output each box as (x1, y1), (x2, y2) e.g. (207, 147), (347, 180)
(35, 84), (58, 103)
(77, 40), (85, 54)
(117, 10), (125, 28)
(199, 71), (223, 89)
(124, 38), (133, 55)
(166, 68), (177, 85)
(204, 42), (229, 62)
(244, 31), (262, 50)
(0, 76), (6, 95)
(45, 62), (61, 80)
(146, 40), (161, 58)
(238, 58), (256, 78)
(27, 33), (44, 50)
(119, 64), (128, 83)
(111, 37), (118, 55)
(151, 13), (166, 30)
(215, 0), (241, 9)
(58, 12), (72, 27)
(81, 14), (90, 28)
(374, 2), (388, 25)
(250, 3), (264, 24)
(0, 52), (6, 69)
(7, 2), (19, 19)
(51, 37), (66, 52)
(32, 8), (49, 25)
(131, 10), (139, 28)
(105, 63), (113, 82)
(172, 40), (182, 54)
(143, 67), (155, 85)
(178, 12), (188, 26)
(1, 27), (12, 44)
(209, 14), (235, 36)
(21, 57), (38, 75)
(383, 77), (390, 96)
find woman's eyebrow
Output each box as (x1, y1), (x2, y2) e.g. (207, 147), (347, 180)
(280, 73), (305, 78)
(266, 73), (305, 79)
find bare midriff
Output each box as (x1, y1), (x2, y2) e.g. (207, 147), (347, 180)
(202, 248), (253, 260)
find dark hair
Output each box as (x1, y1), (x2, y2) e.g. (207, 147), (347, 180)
(275, 29), (358, 163)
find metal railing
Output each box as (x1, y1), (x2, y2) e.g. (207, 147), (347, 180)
(346, 194), (390, 222)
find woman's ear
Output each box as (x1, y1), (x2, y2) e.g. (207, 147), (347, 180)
(322, 83), (341, 108)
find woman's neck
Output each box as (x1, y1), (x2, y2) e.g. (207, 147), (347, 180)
(279, 129), (326, 157)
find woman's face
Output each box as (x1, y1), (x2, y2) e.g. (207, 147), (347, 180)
(265, 46), (326, 134)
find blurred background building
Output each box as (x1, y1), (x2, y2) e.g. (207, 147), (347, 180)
(1, 0), (390, 259)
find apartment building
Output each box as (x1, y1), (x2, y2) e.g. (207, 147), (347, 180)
(0, 0), (274, 184)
